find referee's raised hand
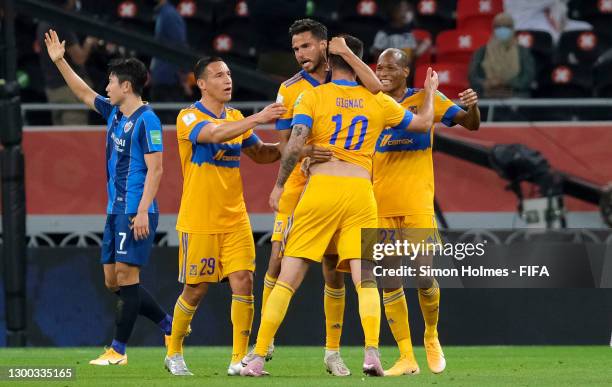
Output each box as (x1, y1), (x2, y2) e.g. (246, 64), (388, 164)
(44, 29), (65, 63)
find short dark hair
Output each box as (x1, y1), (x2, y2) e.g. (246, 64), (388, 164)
(288, 18), (327, 41)
(107, 58), (148, 96)
(193, 56), (224, 79)
(328, 34), (363, 73)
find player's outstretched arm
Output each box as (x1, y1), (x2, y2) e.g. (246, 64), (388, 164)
(44, 29), (97, 110)
(195, 103), (286, 143)
(408, 67), (437, 132)
(453, 88), (481, 131)
(242, 139), (282, 164)
(329, 37), (383, 94)
(132, 152), (163, 241)
(269, 123), (311, 211)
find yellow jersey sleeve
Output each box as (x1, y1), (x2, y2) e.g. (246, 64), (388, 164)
(275, 83), (295, 130)
(290, 89), (316, 129)
(177, 108), (210, 143)
(379, 93), (414, 130)
(434, 91), (462, 127)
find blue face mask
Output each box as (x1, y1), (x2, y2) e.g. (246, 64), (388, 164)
(494, 27), (514, 42)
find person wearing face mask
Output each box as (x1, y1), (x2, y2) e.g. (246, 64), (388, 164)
(370, 1), (431, 62)
(468, 12), (535, 98)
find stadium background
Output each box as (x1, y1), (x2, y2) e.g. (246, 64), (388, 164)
(1, 0), (611, 361)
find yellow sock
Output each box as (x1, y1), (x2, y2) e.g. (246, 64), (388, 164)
(383, 289), (414, 356)
(356, 281), (381, 349)
(324, 285), (345, 351)
(231, 294), (255, 363)
(254, 280), (294, 357)
(167, 296), (197, 356)
(261, 273), (277, 319)
(418, 279), (440, 340)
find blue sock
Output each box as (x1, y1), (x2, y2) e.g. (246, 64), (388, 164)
(159, 314), (172, 336)
(111, 339), (127, 355)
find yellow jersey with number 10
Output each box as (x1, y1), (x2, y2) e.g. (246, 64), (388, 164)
(373, 89), (461, 217)
(292, 80), (413, 173)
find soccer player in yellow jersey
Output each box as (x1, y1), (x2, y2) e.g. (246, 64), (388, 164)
(263, 19), (385, 376)
(374, 48), (480, 376)
(241, 35), (438, 377)
(164, 57), (286, 376)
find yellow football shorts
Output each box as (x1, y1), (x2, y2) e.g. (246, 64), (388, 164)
(378, 214), (441, 244)
(177, 225), (255, 284)
(284, 174), (377, 272)
(271, 168), (307, 243)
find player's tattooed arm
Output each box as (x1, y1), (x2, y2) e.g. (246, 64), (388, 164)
(242, 139), (281, 164)
(269, 124), (311, 211)
(276, 124), (311, 187)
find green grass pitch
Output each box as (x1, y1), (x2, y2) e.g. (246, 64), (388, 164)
(0, 346), (609, 386)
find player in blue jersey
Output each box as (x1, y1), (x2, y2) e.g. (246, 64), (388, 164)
(45, 29), (174, 365)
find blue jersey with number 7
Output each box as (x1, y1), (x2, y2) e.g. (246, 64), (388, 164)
(291, 79), (413, 173)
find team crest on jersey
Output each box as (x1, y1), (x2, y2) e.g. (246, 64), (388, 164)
(408, 105), (418, 113)
(123, 121), (133, 133)
(182, 112), (197, 126)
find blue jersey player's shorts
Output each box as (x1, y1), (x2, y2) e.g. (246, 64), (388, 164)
(101, 213), (159, 266)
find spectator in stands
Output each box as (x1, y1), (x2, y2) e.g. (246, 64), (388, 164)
(150, 0), (189, 121)
(504, 0), (592, 44)
(370, 1), (431, 63)
(469, 13), (535, 98)
(37, 0), (97, 125)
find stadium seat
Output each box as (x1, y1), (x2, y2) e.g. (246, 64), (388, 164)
(112, 0), (155, 34)
(214, 0), (250, 28)
(414, 63), (469, 98)
(515, 30), (554, 73)
(211, 20), (257, 62)
(456, 0), (503, 32)
(413, 28), (433, 67)
(338, 0), (385, 21)
(536, 64), (593, 98)
(435, 28), (490, 64)
(568, 0), (612, 40)
(176, 0), (215, 51)
(594, 57), (612, 97)
(175, 0), (214, 25)
(414, 0), (457, 37)
(557, 30), (608, 65)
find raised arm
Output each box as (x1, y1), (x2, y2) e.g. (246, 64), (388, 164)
(329, 37), (383, 94)
(453, 88), (481, 131)
(269, 124), (311, 211)
(407, 67), (437, 132)
(44, 29), (97, 110)
(194, 103), (286, 144)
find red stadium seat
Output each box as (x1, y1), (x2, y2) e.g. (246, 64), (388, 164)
(414, 0), (457, 36)
(536, 64), (593, 98)
(456, 0), (503, 31)
(558, 30), (609, 65)
(516, 30), (554, 74)
(414, 63), (469, 98)
(412, 29), (433, 67)
(435, 28), (490, 64)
